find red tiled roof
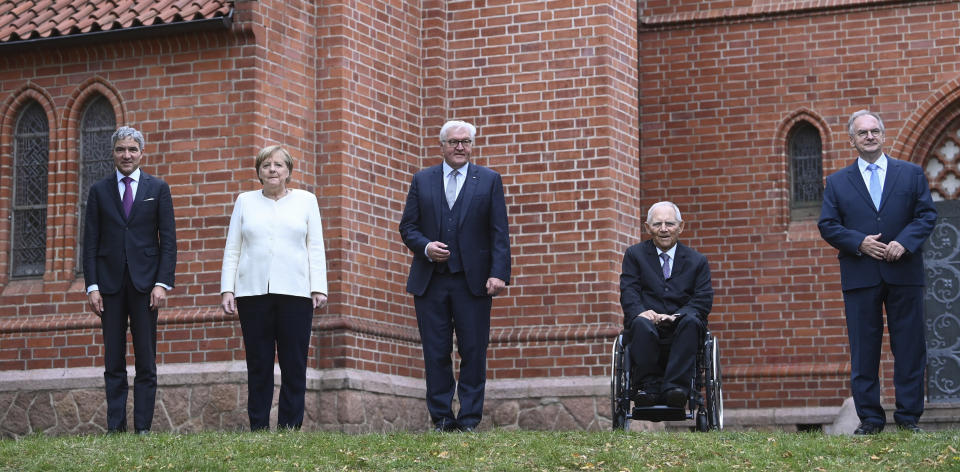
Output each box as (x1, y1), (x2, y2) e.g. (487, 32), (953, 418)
(0, 0), (233, 44)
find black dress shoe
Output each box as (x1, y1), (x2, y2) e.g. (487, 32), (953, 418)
(631, 390), (658, 407)
(433, 421), (458, 432)
(853, 422), (884, 435)
(896, 422), (922, 433)
(661, 388), (687, 408)
(458, 425), (476, 433)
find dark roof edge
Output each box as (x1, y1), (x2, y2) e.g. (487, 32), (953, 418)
(0, 10), (233, 53)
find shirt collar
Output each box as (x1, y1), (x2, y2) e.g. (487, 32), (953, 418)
(116, 168), (142, 182)
(442, 161), (468, 177)
(857, 154), (887, 173)
(656, 244), (678, 260)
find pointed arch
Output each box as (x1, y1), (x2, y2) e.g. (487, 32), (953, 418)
(0, 86), (57, 279)
(775, 109), (832, 222)
(897, 77), (960, 165)
(66, 77), (126, 274)
(898, 78), (960, 201)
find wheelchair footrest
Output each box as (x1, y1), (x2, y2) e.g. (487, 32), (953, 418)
(631, 405), (690, 422)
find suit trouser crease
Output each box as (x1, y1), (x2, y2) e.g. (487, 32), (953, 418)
(629, 315), (700, 392)
(100, 268), (158, 431)
(843, 283), (926, 425)
(237, 294), (313, 430)
(414, 271), (491, 428)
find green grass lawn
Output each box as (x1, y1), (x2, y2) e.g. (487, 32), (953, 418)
(0, 429), (957, 471)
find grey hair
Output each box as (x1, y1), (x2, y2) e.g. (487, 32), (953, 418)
(112, 126), (145, 150)
(646, 201), (682, 223)
(439, 120), (477, 142)
(847, 110), (885, 137)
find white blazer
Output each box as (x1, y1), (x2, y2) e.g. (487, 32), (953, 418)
(220, 189), (328, 298)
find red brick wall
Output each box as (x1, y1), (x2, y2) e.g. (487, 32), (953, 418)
(2, 0), (955, 421)
(0, 0), (639, 385)
(639, 0), (960, 408)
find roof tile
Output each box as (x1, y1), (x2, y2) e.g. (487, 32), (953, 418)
(0, 0), (232, 44)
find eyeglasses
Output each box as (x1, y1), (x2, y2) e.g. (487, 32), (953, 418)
(855, 129), (883, 138)
(445, 139), (472, 147)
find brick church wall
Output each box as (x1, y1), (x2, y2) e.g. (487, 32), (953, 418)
(0, 0), (957, 434)
(639, 0), (960, 412)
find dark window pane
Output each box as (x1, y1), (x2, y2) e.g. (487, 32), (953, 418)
(12, 101), (49, 277)
(77, 95), (116, 273)
(789, 122), (824, 219)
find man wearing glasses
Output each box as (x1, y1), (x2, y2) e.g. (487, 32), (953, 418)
(819, 110), (937, 434)
(399, 120), (511, 432)
(620, 201), (713, 408)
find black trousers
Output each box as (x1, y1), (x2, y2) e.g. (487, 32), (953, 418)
(237, 294), (313, 430)
(628, 314), (702, 393)
(100, 268), (158, 432)
(414, 271), (492, 430)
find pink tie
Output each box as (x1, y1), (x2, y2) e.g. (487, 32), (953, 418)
(122, 176), (133, 218)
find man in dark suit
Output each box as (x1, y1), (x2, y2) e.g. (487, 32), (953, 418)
(818, 110), (937, 435)
(83, 126), (177, 434)
(620, 201), (713, 408)
(399, 120), (511, 432)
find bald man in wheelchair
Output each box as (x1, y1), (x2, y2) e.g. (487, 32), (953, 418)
(619, 201), (714, 407)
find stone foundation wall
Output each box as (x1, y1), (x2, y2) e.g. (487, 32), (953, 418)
(0, 363), (634, 437)
(11, 364), (952, 437)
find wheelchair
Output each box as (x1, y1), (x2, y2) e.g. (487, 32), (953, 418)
(609, 324), (723, 431)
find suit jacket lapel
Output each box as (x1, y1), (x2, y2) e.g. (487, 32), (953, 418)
(842, 160), (876, 212)
(103, 174), (125, 219)
(879, 156), (901, 212)
(127, 172), (151, 221)
(457, 165), (480, 228)
(431, 166), (444, 229)
(671, 244), (686, 278)
(644, 242), (665, 279)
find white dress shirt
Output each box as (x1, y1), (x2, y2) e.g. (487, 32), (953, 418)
(116, 168), (141, 200)
(443, 161), (468, 199)
(858, 154), (887, 193)
(220, 188), (328, 298)
(656, 244), (677, 275)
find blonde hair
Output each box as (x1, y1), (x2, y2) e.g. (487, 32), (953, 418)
(254, 145), (294, 184)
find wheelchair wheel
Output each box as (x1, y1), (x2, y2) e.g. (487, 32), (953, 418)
(610, 334), (630, 431)
(704, 335), (723, 430)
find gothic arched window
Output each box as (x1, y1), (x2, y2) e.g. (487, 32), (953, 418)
(788, 121), (824, 220)
(77, 95), (116, 273)
(11, 101), (49, 277)
(923, 118), (960, 201)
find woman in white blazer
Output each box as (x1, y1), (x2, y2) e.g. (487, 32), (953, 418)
(220, 145), (328, 430)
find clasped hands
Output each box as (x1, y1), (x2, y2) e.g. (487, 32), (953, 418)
(426, 241), (506, 296)
(859, 233), (906, 262)
(638, 310), (677, 326)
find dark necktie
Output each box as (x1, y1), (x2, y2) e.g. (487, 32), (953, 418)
(660, 253), (671, 279)
(122, 176), (134, 218)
